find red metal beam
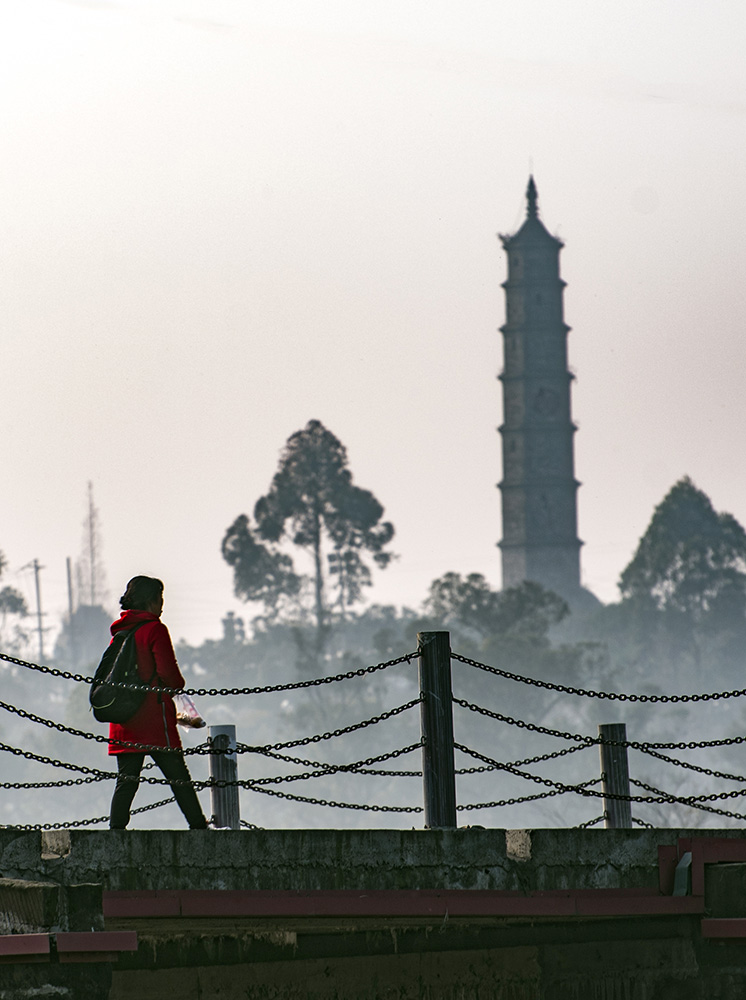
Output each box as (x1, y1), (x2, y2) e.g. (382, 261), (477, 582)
(702, 919), (746, 939)
(0, 934), (49, 959)
(104, 888), (704, 920)
(56, 932), (137, 954)
(0, 932), (137, 966)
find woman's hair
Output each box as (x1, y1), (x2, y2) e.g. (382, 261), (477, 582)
(119, 576), (164, 611)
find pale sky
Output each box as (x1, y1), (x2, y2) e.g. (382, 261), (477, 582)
(1, 0), (745, 649)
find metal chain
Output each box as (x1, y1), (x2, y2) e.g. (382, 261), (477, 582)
(10, 636), (746, 823)
(0, 775), (107, 790)
(456, 742), (746, 815)
(576, 815), (605, 829)
(0, 697), (209, 753)
(453, 697), (595, 744)
(629, 778), (746, 822)
(0, 739), (207, 789)
(452, 651), (746, 704)
(243, 744), (423, 787)
(0, 730), (483, 784)
(239, 780), (423, 813)
(352, 766), (422, 777)
(634, 745), (746, 785)
(0, 649), (417, 697)
(236, 698), (421, 753)
(243, 742), (422, 781)
(12, 640), (743, 705)
(249, 745), (418, 778)
(0, 701), (421, 795)
(457, 740), (592, 774)
(0, 795), (177, 832)
(459, 776), (601, 812)
(0, 696), (420, 755)
(350, 741), (592, 779)
(456, 742), (594, 799)
(632, 815), (656, 829)
(0, 740), (118, 778)
(453, 697), (746, 753)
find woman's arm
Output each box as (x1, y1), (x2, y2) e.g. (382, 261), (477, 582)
(149, 622), (185, 690)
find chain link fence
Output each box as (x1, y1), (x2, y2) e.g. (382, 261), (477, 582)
(2, 637), (746, 830)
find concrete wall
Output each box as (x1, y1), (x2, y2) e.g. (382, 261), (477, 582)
(5, 827), (743, 893)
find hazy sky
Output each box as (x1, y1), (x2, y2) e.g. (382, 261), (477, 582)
(2, 0), (745, 649)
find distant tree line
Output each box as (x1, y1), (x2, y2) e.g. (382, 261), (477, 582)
(218, 421), (746, 701)
(4, 420), (741, 828)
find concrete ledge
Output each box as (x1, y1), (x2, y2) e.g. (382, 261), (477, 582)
(6, 828), (746, 897)
(2, 827), (741, 894)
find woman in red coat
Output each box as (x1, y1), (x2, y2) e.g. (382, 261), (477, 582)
(108, 576), (208, 830)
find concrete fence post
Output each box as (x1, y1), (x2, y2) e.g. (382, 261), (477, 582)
(208, 724), (240, 829)
(417, 631), (457, 829)
(598, 723), (632, 829)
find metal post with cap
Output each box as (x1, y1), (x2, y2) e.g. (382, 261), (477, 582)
(599, 722), (632, 829)
(418, 631), (457, 829)
(208, 724), (240, 829)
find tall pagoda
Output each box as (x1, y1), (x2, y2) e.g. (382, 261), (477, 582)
(498, 177), (583, 600)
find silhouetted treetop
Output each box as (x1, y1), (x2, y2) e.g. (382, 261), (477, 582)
(619, 476), (746, 617)
(221, 513), (301, 615)
(423, 572), (569, 645)
(0, 552), (28, 655)
(223, 420), (395, 648)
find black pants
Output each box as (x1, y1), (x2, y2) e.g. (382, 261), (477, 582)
(110, 751), (208, 830)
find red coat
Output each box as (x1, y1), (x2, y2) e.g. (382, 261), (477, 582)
(107, 609), (185, 755)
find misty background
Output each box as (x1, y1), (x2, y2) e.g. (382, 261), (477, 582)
(1, 0), (746, 830)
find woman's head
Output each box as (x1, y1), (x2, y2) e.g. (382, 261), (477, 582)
(120, 576), (164, 613)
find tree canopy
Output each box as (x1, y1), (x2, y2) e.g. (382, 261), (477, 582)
(0, 551), (28, 654)
(619, 476), (746, 620)
(223, 420), (395, 657)
(52, 603), (112, 670)
(420, 571), (603, 723)
(423, 572), (569, 644)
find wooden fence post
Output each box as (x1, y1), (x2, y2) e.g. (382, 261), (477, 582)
(598, 723), (632, 829)
(418, 631), (457, 829)
(208, 724), (240, 829)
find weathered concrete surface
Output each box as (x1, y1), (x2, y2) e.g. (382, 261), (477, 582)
(108, 934), (713, 1000)
(0, 962), (112, 1000)
(0, 878), (60, 934)
(706, 862), (746, 917)
(0, 876), (113, 1000)
(0, 875), (103, 933)
(3, 828), (746, 999)
(3, 827), (745, 893)
(111, 947), (544, 1000)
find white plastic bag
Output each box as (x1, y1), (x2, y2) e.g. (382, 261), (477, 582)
(173, 692), (206, 728)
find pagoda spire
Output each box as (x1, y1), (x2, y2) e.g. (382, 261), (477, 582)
(526, 175), (538, 218)
(498, 180), (583, 603)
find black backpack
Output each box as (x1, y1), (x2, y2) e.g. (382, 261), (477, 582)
(89, 623), (156, 724)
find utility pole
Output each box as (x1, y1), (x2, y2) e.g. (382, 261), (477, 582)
(32, 559), (45, 662)
(66, 556), (76, 667)
(79, 481), (106, 608)
(66, 556), (74, 619)
(88, 481), (96, 606)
